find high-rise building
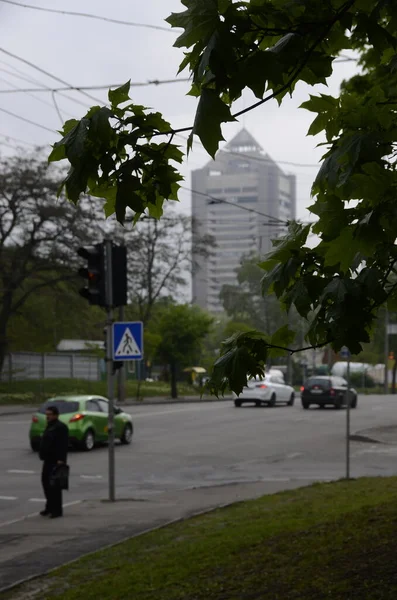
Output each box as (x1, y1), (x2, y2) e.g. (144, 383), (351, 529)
(191, 128), (296, 313)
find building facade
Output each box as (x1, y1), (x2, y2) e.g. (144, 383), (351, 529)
(191, 129), (296, 313)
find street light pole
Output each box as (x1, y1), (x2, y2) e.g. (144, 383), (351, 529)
(346, 355), (351, 480)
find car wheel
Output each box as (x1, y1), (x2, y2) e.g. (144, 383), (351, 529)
(234, 400), (242, 407)
(81, 429), (95, 451)
(334, 400), (342, 410)
(268, 394), (276, 407)
(255, 400), (262, 407)
(287, 393), (295, 406)
(302, 400), (310, 410)
(351, 395), (358, 409)
(120, 424), (133, 444)
(30, 439), (40, 452)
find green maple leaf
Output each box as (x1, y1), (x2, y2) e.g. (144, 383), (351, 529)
(189, 88), (235, 157)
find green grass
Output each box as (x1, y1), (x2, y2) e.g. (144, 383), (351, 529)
(0, 379), (202, 405)
(5, 477), (397, 600)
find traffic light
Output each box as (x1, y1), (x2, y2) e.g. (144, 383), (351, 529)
(112, 244), (127, 307)
(389, 351), (395, 361)
(77, 243), (106, 306)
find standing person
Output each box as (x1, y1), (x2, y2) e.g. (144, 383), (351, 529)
(39, 405), (69, 518)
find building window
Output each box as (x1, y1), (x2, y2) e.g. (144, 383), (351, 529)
(242, 186), (257, 192)
(238, 196), (258, 204)
(209, 170), (222, 176)
(224, 187), (240, 193)
(207, 188), (222, 193)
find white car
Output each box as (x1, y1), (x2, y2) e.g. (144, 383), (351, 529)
(233, 374), (295, 407)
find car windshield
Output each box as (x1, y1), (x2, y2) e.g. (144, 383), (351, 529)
(39, 400), (79, 415)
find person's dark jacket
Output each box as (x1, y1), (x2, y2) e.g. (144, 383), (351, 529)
(39, 420), (69, 463)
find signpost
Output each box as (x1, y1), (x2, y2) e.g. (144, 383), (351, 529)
(77, 239), (129, 503)
(340, 346), (351, 480)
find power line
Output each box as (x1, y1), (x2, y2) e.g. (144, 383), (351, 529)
(0, 0), (176, 32)
(0, 74), (74, 118)
(0, 78), (191, 94)
(0, 107), (55, 133)
(0, 61), (90, 109)
(0, 47), (104, 105)
(0, 132), (36, 146)
(182, 186), (288, 224)
(177, 133), (319, 169)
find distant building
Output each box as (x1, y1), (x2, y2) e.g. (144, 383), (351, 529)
(191, 129), (296, 313)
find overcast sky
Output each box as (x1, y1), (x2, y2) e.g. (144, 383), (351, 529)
(0, 0), (359, 221)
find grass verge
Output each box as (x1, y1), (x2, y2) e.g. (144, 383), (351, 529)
(0, 379), (201, 405)
(4, 477), (397, 600)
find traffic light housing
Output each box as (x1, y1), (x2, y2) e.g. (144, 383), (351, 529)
(77, 241), (127, 308)
(112, 244), (127, 307)
(77, 243), (106, 306)
(389, 351), (395, 361)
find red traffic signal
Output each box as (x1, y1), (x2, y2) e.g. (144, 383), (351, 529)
(77, 244), (106, 306)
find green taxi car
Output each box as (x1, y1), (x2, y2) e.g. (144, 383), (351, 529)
(30, 395), (134, 452)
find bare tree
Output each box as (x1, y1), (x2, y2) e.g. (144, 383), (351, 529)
(0, 154), (101, 371)
(117, 211), (214, 325)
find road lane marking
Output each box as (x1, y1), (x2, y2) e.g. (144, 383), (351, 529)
(286, 452), (304, 459)
(0, 421), (31, 425)
(8, 469), (36, 474)
(132, 406), (227, 419)
(28, 498), (43, 502)
(80, 475), (103, 480)
(0, 496), (17, 501)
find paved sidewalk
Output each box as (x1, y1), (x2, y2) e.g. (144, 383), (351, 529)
(0, 396), (231, 416)
(0, 479), (312, 594)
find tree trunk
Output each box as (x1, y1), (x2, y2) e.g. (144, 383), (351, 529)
(170, 361), (178, 399)
(392, 360), (397, 394)
(0, 323), (8, 375)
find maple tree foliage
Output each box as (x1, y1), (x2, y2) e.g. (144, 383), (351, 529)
(49, 0), (397, 395)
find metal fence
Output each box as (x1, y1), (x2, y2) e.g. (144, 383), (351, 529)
(1, 352), (101, 382)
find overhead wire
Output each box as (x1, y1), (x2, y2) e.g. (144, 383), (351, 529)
(0, 47), (104, 105)
(181, 186), (288, 224)
(176, 133), (320, 169)
(0, 78), (191, 94)
(0, 73), (74, 119)
(0, 0), (177, 32)
(0, 107), (55, 133)
(0, 132), (36, 146)
(0, 61), (90, 109)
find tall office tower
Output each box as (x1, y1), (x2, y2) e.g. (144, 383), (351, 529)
(192, 128), (296, 312)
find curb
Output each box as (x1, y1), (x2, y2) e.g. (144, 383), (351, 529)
(349, 434), (383, 444)
(0, 397), (232, 417)
(0, 498), (239, 597)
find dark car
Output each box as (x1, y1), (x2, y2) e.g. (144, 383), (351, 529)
(301, 376), (357, 410)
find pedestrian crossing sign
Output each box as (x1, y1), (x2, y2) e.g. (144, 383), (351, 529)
(112, 322), (143, 361)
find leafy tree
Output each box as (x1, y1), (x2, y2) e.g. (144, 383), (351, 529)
(0, 155), (102, 371)
(156, 304), (213, 398)
(7, 280), (105, 354)
(220, 254), (290, 335)
(48, 0), (397, 394)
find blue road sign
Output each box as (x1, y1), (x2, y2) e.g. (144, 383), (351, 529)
(340, 346), (351, 359)
(112, 321), (143, 361)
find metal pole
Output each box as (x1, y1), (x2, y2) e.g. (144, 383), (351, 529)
(105, 240), (115, 502)
(117, 305), (126, 404)
(384, 307), (389, 394)
(346, 355), (351, 480)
